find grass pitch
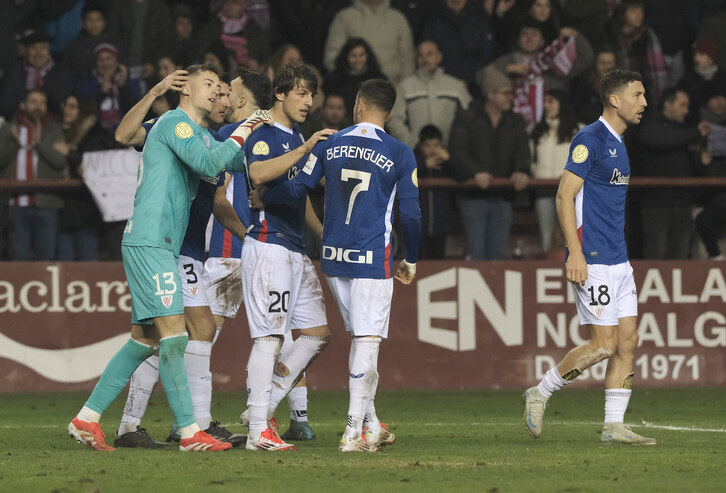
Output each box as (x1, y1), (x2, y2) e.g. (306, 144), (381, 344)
(0, 389), (724, 492)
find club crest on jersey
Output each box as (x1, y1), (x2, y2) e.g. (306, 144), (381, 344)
(572, 144), (588, 163)
(161, 295), (173, 308)
(609, 148), (617, 158)
(610, 168), (629, 185)
(411, 168), (418, 187)
(252, 141), (270, 155)
(189, 285), (198, 297)
(592, 306), (605, 318)
(361, 129), (367, 134)
(175, 122), (193, 139)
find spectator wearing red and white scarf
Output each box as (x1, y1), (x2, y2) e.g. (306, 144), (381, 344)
(0, 30), (73, 120)
(76, 43), (142, 137)
(485, 20), (593, 132)
(0, 88), (68, 260)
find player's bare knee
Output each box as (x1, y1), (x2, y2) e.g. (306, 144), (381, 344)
(617, 330), (639, 354)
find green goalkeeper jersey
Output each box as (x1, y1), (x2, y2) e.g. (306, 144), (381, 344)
(121, 107), (241, 253)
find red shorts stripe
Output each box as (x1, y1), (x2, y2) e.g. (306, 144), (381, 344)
(258, 220), (269, 243)
(383, 243), (391, 279)
(222, 229), (232, 257)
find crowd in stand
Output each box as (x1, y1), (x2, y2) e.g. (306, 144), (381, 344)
(0, 0), (724, 262)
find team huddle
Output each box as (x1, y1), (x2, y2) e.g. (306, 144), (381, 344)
(67, 62), (420, 452)
(66, 62), (655, 453)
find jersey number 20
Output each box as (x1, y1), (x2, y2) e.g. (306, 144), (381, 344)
(341, 169), (371, 225)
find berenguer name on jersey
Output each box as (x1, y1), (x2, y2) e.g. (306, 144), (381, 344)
(326, 145), (394, 172)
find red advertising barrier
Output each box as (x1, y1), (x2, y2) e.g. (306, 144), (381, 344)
(1, 261), (724, 392)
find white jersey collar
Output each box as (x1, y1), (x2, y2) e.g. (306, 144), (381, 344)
(598, 116), (623, 143)
(274, 122), (293, 134)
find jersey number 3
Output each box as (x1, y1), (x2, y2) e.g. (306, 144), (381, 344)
(341, 169), (371, 225)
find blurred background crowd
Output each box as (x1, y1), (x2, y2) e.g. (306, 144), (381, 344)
(0, 0), (724, 262)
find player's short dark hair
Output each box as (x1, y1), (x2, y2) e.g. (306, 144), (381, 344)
(357, 79), (396, 114)
(599, 69), (643, 107)
(418, 124), (442, 142)
(218, 72), (231, 85)
(186, 63), (219, 78)
(273, 62), (318, 99)
(237, 67), (274, 110)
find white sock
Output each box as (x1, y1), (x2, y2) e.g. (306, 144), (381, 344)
(363, 400), (380, 434)
(179, 423), (201, 439)
(604, 389), (632, 423)
(212, 326), (222, 346)
(346, 337), (380, 436)
(537, 367), (569, 398)
(287, 385), (308, 422)
(77, 406), (102, 424)
(118, 354), (159, 435)
(246, 336), (283, 439)
(185, 340), (213, 430)
(268, 334), (329, 417)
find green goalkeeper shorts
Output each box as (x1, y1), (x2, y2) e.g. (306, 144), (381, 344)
(121, 245), (184, 325)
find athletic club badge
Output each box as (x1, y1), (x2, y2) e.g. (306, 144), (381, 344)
(161, 295), (173, 308)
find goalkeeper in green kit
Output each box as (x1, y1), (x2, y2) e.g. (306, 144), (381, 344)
(67, 64), (272, 452)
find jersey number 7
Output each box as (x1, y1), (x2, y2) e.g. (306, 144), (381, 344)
(341, 168), (371, 225)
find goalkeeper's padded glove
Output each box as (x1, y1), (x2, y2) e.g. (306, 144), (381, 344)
(229, 109), (273, 148)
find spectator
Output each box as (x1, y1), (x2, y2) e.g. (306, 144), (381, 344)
(388, 40), (472, 148)
(636, 88), (709, 259)
(489, 19), (594, 92)
(698, 6), (726, 71)
(76, 43), (142, 138)
(0, 88), (68, 261)
(161, 5), (205, 68)
(570, 44), (620, 124)
(526, 0), (563, 44)
(530, 88), (581, 253)
(415, 124), (470, 259)
(323, 38), (387, 117)
(156, 54), (183, 81)
(203, 39), (231, 74)
(264, 44), (325, 113)
(56, 94), (106, 261)
(300, 93), (351, 139)
(422, 0), (497, 90)
(677, 37), (726, 127)
(0, 29), (72, 119)
(109, 0), (172, 80)
(201, 0), (270, 71)
(450, 66), (530, 260)
(611, 0), (668, 102)
(62, 2), (119, 82)
(324, 0), (415, 84)
(487, 19), (593, 131)
(695, 86), (726, 261)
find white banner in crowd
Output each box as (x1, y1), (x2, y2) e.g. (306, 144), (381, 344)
(82, 149), (140, 222)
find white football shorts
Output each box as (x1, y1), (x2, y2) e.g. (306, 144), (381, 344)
(178, 255), (210, 308)
(204, 256), (244, 319)
(571, 261), (638, 326)
(241, 237), (327, 338)
(326, 275), (393, 339)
